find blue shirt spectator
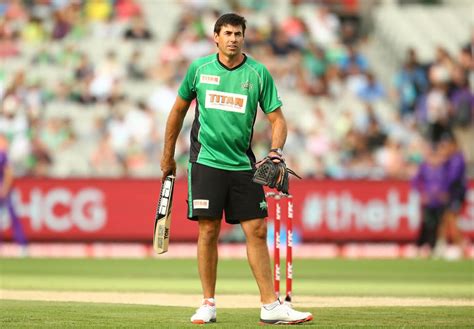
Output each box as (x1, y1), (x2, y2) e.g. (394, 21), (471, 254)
(357, 72), (385, 103)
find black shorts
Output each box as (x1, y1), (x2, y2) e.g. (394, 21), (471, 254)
(187, 162), (268, 224)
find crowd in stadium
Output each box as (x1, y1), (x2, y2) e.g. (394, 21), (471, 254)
(0, 0), (472, 179)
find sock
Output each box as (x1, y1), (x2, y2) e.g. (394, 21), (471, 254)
(203, 298), (215, 306)
(263, 299), (281, 310)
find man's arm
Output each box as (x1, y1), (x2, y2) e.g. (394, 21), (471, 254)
(266, 107), (287, 157)
(1, 164), (13, 198)
(160, 96), (192, 178)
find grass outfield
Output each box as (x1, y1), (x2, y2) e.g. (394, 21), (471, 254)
(1, 300), (473, 328)
(0, 259), (473, 297)
(1, 258), (473, 327)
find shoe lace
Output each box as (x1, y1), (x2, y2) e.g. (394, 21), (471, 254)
(195, 303), (215, 314)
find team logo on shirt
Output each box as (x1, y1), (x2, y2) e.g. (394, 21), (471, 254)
(241, 80), (253, 90)
(200, 74), (220, 85)
(205, 90), (247, 113)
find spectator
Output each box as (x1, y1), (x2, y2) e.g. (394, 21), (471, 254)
(89, 50), (124, 101)
(375, 138), (406, 179)
(341, 44), (369, 96)
(148, 77), (180, 123)
(357, 71), (385, 103)
(115, 0), (142, 21)
(457, 45), (472, 74)
(448, 66), (474, 166)
(51, 9), (71, 40)
(106, 107), (131, 160)
(123, 137), (150, 176)
(393, 48), (429, 117)
(74, 53), (94, 82)
(340, 44), (368, 74)
(39, 117), (73, 152)
(124, 101), (154, 148)
(430, 46), (456, 80)
(71, 78), (97, 105)
(0, 16), (21, 58)
(304, 5), (340, 46)
(0, 1), (470, 180)
(268, 28), (298, 57)
(31, 46), (56, 66)
(159, 32), (184, 65)
(340, 21), (358, 46)
(22, 16), (47, 43)
(425, 67), (451, 142)
(3, 0), (27, 20)
(24, 80), (47, 118)
(90, 132), (125, 177)
(0, 95), (31, 174)
(366, 117), (387, 152)
(84, 0), (112, 22)
(126, 49), (148, 80)
(123, 14), (153, 40)
(56, 44), (81, 68)
(302, 43), (328, 79)
(281, 15), (307, 49)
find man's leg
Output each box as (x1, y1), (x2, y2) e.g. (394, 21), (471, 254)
(189, 218), (220, 324)
(241, 217), (313, 324)
(7, 196), (28, 247)
(240, 218), (276, 304)
(446, 210), (463, 245)
(197, 218), (221, 298)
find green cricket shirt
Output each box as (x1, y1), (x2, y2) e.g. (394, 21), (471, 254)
(178, 53), (282, 171)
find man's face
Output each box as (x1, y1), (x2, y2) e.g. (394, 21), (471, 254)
(214, 24), (244, 57)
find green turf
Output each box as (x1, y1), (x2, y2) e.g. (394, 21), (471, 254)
(0, 300), (472, 328)
(1, 259), (473, 327)
(1, 259), (473, 298)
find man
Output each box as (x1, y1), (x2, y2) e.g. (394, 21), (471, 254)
(0, 135), (28, 255)
(435, 132), (468, 259)
(160, 13), (313, 325)
(411, 143), (448, 256)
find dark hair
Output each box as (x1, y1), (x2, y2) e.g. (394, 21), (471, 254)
(214, 13), (246, 36)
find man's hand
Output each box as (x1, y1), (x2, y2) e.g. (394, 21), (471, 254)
(160, 157), (176, 181)
(267, 148), (283, 163)
(253, 155), (301, 194)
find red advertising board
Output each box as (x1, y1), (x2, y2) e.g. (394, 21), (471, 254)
(1, 178), (473, 242)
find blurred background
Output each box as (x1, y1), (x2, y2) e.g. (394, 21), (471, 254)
(0, 0), (472, 259)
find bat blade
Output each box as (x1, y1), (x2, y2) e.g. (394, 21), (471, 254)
(153, 175), (175, 254)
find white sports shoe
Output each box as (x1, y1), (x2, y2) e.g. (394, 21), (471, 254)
(260, 301), (313, 325)
(190, 299), (216, 324)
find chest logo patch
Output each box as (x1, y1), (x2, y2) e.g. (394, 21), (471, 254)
(200, 74), (220, 85)
(205, 90), (247, 113)
(241, 80), (253, 90)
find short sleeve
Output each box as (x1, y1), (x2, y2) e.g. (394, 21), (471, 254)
(178, 61), (198, 101)
(259, 66), (282, 114)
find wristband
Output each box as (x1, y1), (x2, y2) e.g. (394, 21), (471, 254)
(270, 148), (283, 156)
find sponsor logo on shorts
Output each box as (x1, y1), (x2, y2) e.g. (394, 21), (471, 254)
(193, 199), (209, 209)
(200, 74), (220, 85)
(205, 90), (247, 113)
(259, 200), (267, 210)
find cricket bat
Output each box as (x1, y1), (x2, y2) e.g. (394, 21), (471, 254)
(153, 175), (175, 254)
